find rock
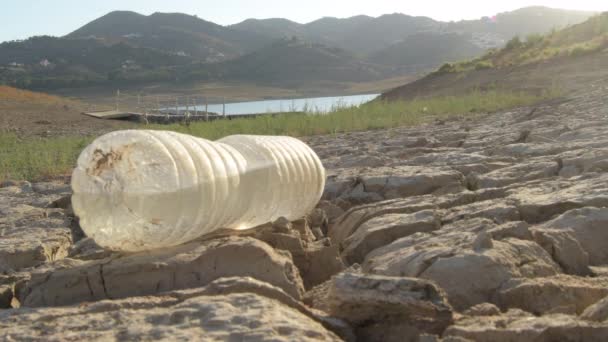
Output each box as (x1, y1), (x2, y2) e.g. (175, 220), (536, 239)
(292, 218), (317, 243)
(558, 148), (608, 177)
(490, 142), (567, 158)
(298, 241), (345, 288)
(316, 200), (345, 223)
(311, 226), (325, 240)
(323, 171), (357, 200)
(333, 198), (352, 211)
(344, 182), (384, 204)
(304, 265), (363, 313)
(211, 220), (344, 290)
(508, 174), (608, 223)
(308, 208), (329, 236)
(531, 228), (590, 275)
(329, 188), (507, 247)
(272, 216), (293, 233)
(19, 181), (32, 192)
(329, 196), (437, 245)
(304, 279), (332, 312)
(5, 76), (608, 340)
(403, 152), (502, 168)
(326, 165), (465, 203)
(487, 221), (533, 241)
(327, 272), (453, 341)
(358, 166), (465, 198)
(176, 277), (355, 341)
(441, 199), (520, 225)
(0, 285), (12, 309)
(225, 222), (344, 289)
(48, 194), (72, 210)
(0, 183), (77, 273)
(494, 275), (608, 315)
(340, 210), (440, 264)
(581, 295), (608, 322)
(539, 207), (608, 265)
(444, 310), (608, 342)
(0, 180), (19, 188)
(67, 237), (114, 261)
(17, 236), (305, 307)
(590, 266), (608, 277)
(364, 227), (560, 310)
(468, 160), (559, 190)
(0, 205), (73, 273)
(2, 278), (343, 341)
(472, 231), (493, 251)
(31, 182), (71, 195)
(463, 303), (501, 316)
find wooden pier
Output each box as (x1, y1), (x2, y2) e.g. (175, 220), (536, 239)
(83, 110), (140, 120)
(82, 91), (301, 125)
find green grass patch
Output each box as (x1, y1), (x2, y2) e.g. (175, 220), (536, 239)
(1, 89), (562, 181)
(0, 133), (91, 181)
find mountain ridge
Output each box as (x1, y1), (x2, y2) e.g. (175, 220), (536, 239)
(0, 6), (598, 90)
(382, 12), (608, 101)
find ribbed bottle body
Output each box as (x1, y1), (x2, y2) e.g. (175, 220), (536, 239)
(71, 130), (325, 251)
(219, 135), (326, 229)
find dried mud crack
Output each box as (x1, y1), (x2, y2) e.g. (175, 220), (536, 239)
(2, 82), (608, 341)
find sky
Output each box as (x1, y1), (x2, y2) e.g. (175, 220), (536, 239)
(1, 0), (606, 42)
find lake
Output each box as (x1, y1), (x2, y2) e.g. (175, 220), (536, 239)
(189, 93), (379, 115)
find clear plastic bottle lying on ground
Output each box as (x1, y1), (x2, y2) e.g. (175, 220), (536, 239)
(71, 130), (326, 251)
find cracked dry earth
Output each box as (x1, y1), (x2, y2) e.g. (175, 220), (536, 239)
(2, 83), (608, 341)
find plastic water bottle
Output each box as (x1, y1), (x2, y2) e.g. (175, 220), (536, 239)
(71, 130), (326, 251)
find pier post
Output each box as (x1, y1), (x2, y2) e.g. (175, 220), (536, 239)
(115, 89), (120, 111)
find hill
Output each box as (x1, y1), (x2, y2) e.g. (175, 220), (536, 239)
(232, 7), (595, 56)
(382, 12), (608, 101)
(0, 7), (598, 90)
(301, 14), (438, 56)
(66, 11), (269, 61)
(229, 18), (304, 42)
(369, 32), (484, 68)
(0, 86), (131, 137)
(59, 7), (599, 64)
(450, 6), (597, 44)
(0, 35), (190, 89)
(211, 38), (390, 82)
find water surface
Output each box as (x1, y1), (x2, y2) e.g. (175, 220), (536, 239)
(188, 93), (379, 115)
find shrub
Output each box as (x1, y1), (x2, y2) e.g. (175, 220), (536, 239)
(438, 63), (455, 74)
(505, 36), (522, 50)
(475, 61), (494, 70)
(525, 34), (544, 47)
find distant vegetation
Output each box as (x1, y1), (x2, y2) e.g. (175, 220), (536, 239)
(0, 36), (189, 89)
(212, 38), (387, 82)
(381, 12), (608, 101)
(1, 89), (561, 180)
(0, 7), (595, 90)
(436, 13), (608, 74)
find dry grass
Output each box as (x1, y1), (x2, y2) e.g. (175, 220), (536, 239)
(0, 85), (65, 104)
(0, 89), (561, 181)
